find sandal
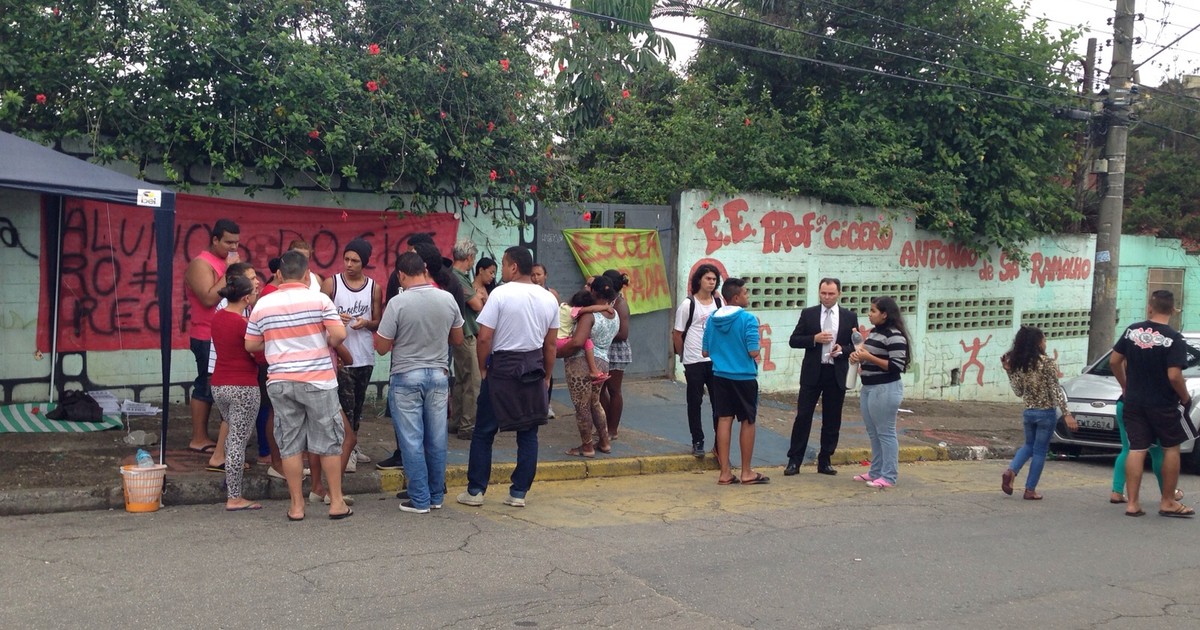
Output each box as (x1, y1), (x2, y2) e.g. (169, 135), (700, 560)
(565, 447), (595, 458)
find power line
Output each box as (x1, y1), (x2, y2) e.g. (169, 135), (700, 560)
(675, 1), (1088, 102)
(1140, 119), (1200, 141)
(1135, 21), (1200, 68)
(530, 0), (1082, 107)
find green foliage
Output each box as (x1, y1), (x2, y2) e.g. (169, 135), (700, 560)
(1124, 81), (1200, 243)
(562, 0), (1085, 258)
(0, 0), (562, 210)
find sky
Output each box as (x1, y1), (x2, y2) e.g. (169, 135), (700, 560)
(649, 0), (1200, 90)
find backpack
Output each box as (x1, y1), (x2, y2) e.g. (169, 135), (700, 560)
(45, 391), (104, 422)
(680, 294), (723, 346)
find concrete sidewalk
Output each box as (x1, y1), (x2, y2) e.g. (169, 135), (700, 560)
(0, 378), (1026, 516)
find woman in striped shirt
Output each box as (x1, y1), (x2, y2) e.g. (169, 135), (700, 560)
(849, 296), (910, 488)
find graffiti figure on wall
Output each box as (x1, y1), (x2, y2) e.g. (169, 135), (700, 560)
(960, 335), (993, 386)
(757, 323), (777, 372)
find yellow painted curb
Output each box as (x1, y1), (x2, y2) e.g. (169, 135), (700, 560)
(831, 446), (949, 467)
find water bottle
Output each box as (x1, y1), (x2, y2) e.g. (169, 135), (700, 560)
(135, 449), (154, 469)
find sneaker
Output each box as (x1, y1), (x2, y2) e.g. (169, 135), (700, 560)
(353, 446), (371, 464)
(430, 502), (443, 510)
(503, 495), (526, 508)
(397, 486), (447, 500)
(375, 453), (403, 470)
(456, 490), (484, 506)
(267, 466), (285, 480)
(867, 478), (894, 488)
(456, 430), (473, 441)
(547, 408), (556, 419)
(398, 500), (430, 514)
(344, 456), (357, 473)
(302, 467), (311, 477)
(691, 442), (705, 458)
(852, 473), (876, 482)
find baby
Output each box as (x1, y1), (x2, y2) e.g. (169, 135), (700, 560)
(558, 289), (611, 383)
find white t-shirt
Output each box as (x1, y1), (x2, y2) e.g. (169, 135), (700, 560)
(476, 280), (558, 352)
(673, 296), (719, 365)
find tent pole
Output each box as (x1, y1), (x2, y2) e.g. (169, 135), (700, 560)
(48, 196), (64, 406)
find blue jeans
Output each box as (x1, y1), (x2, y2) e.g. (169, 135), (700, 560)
(390, 368), (450, 509)
(467, 376), (539, 499)
(861, 380), (903, 484)
(1009, 408), (1056, 491)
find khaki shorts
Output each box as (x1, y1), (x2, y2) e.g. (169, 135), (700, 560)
(267, 380), (344, 458)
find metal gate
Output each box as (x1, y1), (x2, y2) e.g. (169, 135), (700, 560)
(534, 202), (675, 378)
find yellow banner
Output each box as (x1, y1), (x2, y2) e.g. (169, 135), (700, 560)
(562, 229), (671, 315)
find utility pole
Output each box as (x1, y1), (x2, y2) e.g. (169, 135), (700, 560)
(1087, 0), (1135, 362)
(1083, 38), (1097, 95)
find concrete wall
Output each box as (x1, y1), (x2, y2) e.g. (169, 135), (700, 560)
(1116, 235), (1200, 333)
(674, 191), (1097, 401)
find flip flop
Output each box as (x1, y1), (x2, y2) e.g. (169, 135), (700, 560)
(565, 447), (595, 458)
(717, 476), (740, 485)
(225, 503), (262, 512)
(1158, 505), (1195, 518)
(206, 462), (251, 473)
(1124, 509), (1145, 517)
(187, 444), (217, 454)
(1109, 495), (1128, 504)
(741, 473), (770, 485)
(329, 508), (354, 520)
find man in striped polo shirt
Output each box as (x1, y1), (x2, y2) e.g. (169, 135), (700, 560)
(246, 250), (352, 521)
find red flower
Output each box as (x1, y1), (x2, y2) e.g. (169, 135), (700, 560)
(530, 184), (538, 194)
(701, 200), (710, 209)
(573, 21), (580, 29)
(439, 111), (447, 120)
(462, 199), (469, 206)
(35, 93), (47, 104)
(621, 89), (630, 99)
(508, 169), (514, 177)
(606, 114), (614, 124)
(308, 129), (320, 139)
(368, 43), (380, 55)
(487, 121), (495, 133)
(365, 80), (379, 92)
(499, 59), (510, 71)
(744, 117), (752, 126)
(305, 149), (313, 156)
(52, 7), (59, 17)
(558, 62), (565, 72)
(489, 170), (497, 181)
(582, 211), (591, 220)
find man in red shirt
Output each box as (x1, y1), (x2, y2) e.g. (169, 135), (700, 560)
(184, 219), (239, 454)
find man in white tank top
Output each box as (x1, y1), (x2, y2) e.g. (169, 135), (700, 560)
(321, 238), (383, 463)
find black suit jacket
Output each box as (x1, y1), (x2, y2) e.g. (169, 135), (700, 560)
(788, 304), (859, 390)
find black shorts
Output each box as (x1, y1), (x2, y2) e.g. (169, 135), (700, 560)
(190, 337), (213, 403)
(712, 376), (758, 423)
(1123, 402), (1197, 450)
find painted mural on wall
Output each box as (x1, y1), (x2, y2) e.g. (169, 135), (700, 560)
(35, 194), (460, 352)
(675, 191), (1097, 401)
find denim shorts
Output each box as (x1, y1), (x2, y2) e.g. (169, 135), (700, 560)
(267, 380), (344, 458)
(190, 337), (213, 403)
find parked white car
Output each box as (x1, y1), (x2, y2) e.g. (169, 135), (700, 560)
(1051, 332), (1200, 472)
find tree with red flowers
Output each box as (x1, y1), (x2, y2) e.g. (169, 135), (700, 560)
(0, 0), (562, 210)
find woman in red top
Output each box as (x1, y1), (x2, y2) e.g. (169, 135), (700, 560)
(211, 274), (266, 511)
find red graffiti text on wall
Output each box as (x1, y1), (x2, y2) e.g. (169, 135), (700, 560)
(1028, 253), (1091, 288)
(977, 252), (1022, 282)
(761, 210), (820, 254)
(959, 335), (992, 386)
(758, 323), (777, 372)
(823, 219), (893, 251)
(697, 199), (757, 255)
(898, 240), (979, 270)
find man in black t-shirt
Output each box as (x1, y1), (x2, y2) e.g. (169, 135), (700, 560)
(1109, 289), (1196, 518)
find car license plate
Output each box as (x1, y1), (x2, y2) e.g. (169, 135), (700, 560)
(1076, 415), (1114, 431)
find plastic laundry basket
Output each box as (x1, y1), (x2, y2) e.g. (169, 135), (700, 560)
(120, 464), (167, 513)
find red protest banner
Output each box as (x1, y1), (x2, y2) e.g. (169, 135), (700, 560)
(37, 194), (458, 352)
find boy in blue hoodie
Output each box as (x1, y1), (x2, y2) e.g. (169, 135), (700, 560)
(702, 277), (769, 485)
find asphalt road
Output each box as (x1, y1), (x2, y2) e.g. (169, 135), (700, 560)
(1, 460), (1196, 629)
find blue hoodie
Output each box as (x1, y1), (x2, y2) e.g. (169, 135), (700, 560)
(701, 305), (760, 381)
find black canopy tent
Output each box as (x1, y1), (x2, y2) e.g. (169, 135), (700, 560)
(0, 131), (175, 464)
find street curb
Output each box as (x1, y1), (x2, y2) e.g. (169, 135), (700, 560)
(0, 446), (1010, 516)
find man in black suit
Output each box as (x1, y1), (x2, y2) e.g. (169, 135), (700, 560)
(785, 278), (858, 476)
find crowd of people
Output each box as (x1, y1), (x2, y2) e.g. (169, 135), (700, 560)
(184, 220), (1193, 520)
